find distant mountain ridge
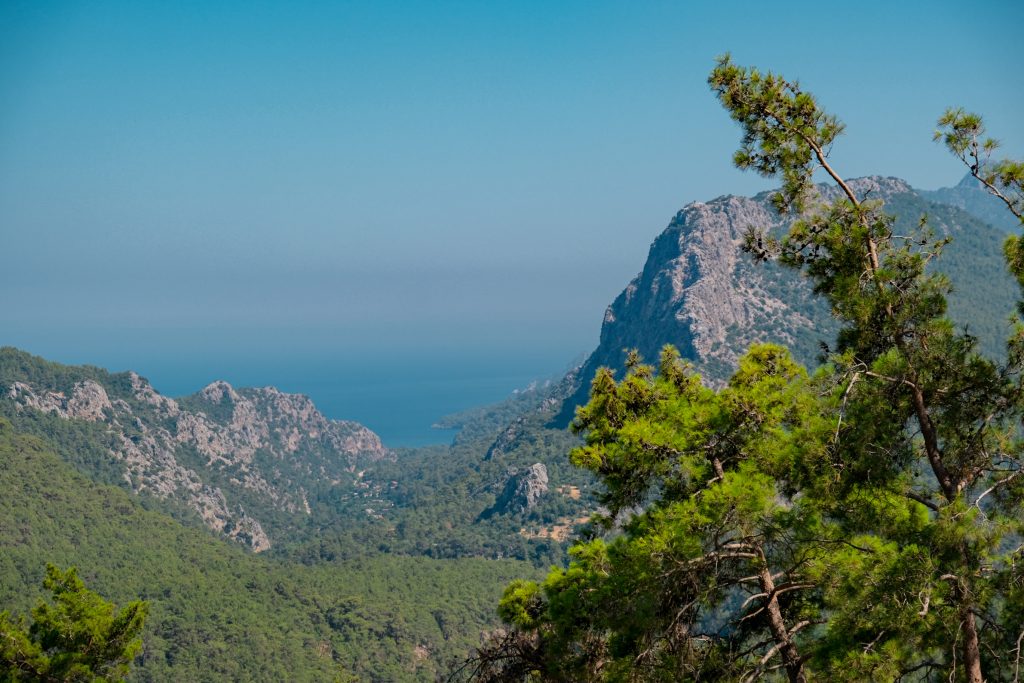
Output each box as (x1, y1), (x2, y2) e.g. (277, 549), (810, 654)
(0, 347), (390, 551)
(555, 175), (1018, 422)
(922, 172), (1022, 234)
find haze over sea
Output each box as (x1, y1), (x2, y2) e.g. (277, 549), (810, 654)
(145, 351), (577, 448)
(5, 2), (1022, 451)
(15, 341), (579, 448)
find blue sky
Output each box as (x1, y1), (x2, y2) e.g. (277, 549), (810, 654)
(2, 1), (1023, 413)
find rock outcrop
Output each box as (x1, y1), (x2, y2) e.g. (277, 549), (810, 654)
(177, 381), (387, 475)
(2, 356), (391, 552)
(482, 463), (549, 518)
(7, 380), (113, 421)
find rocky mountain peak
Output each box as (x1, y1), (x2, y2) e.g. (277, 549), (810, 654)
(556, 175), (1015, 423)
(199, 380), (239, 404)
(586, 186), (818, 381)
(956, 173), (982, 189)
(129, 371), (179, 415)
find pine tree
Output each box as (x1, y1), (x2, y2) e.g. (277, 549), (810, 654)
(458, 58), (1024, 682)
(454, 344), (836, 682)
(708, 55), (1024, 680)
(0, 565), (148, 682)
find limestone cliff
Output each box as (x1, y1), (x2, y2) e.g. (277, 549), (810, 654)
(557, 176), (1016, 420)
(481, 463), (549, 518)
(1, 352), (391, 551)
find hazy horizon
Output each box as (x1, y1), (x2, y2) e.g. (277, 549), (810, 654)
(4, 1), (1022, 440)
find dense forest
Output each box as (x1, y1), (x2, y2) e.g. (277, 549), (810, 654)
(0, 417), (542, 681)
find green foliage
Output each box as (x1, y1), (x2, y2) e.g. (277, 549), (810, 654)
(0, 564), (147, 682)
(469, 58), (1024, 683)
(935, 108), (1024, 302)
(276, 390), (593, 569)
(935, 108), (1024, 225)
(497, 581), (544, 631)
(708, 55), (845, 215)
(712, 56), (1024, 683)
(0, 417), (538, 682)
(461, 345), (838, 681)
(0, 346), (591, 570)
(0, 348), (113, 399)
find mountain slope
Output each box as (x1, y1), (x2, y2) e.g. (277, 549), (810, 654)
(0, 347), (389, 551)
(556, 176), (1017, 421)
(0, 417), (535, 681)
(0, 347), (595, 568)
(922, 172), (1021, 234)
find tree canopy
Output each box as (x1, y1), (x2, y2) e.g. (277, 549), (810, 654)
(458, 57), (1024, 682)
(0, 565), (148, 682)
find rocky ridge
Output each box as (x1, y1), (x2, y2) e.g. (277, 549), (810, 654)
(484, 417), (526, 461)
(2, 354), (390, 551)
(554, 176), (1017, 421)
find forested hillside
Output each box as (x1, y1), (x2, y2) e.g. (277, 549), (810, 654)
(0, 417), (538, 681)
(0, 347), (597, 569)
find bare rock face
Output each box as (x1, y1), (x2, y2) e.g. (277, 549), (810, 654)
(66, 380), (113, 420)
(2, 357), (391, 552)
(582, 190), (839, 388)
(129, 371), (179, 416)
(556, 175), (1015, 421)
(180, 382), (388, 468)
(482, 463), (549, 517)
(7, 380), (112, 422)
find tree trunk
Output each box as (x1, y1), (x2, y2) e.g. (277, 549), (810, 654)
(757, 558), (806, 683)
(962, 605), (984, 683)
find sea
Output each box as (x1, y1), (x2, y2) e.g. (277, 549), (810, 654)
(126, 349), (580, 449)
